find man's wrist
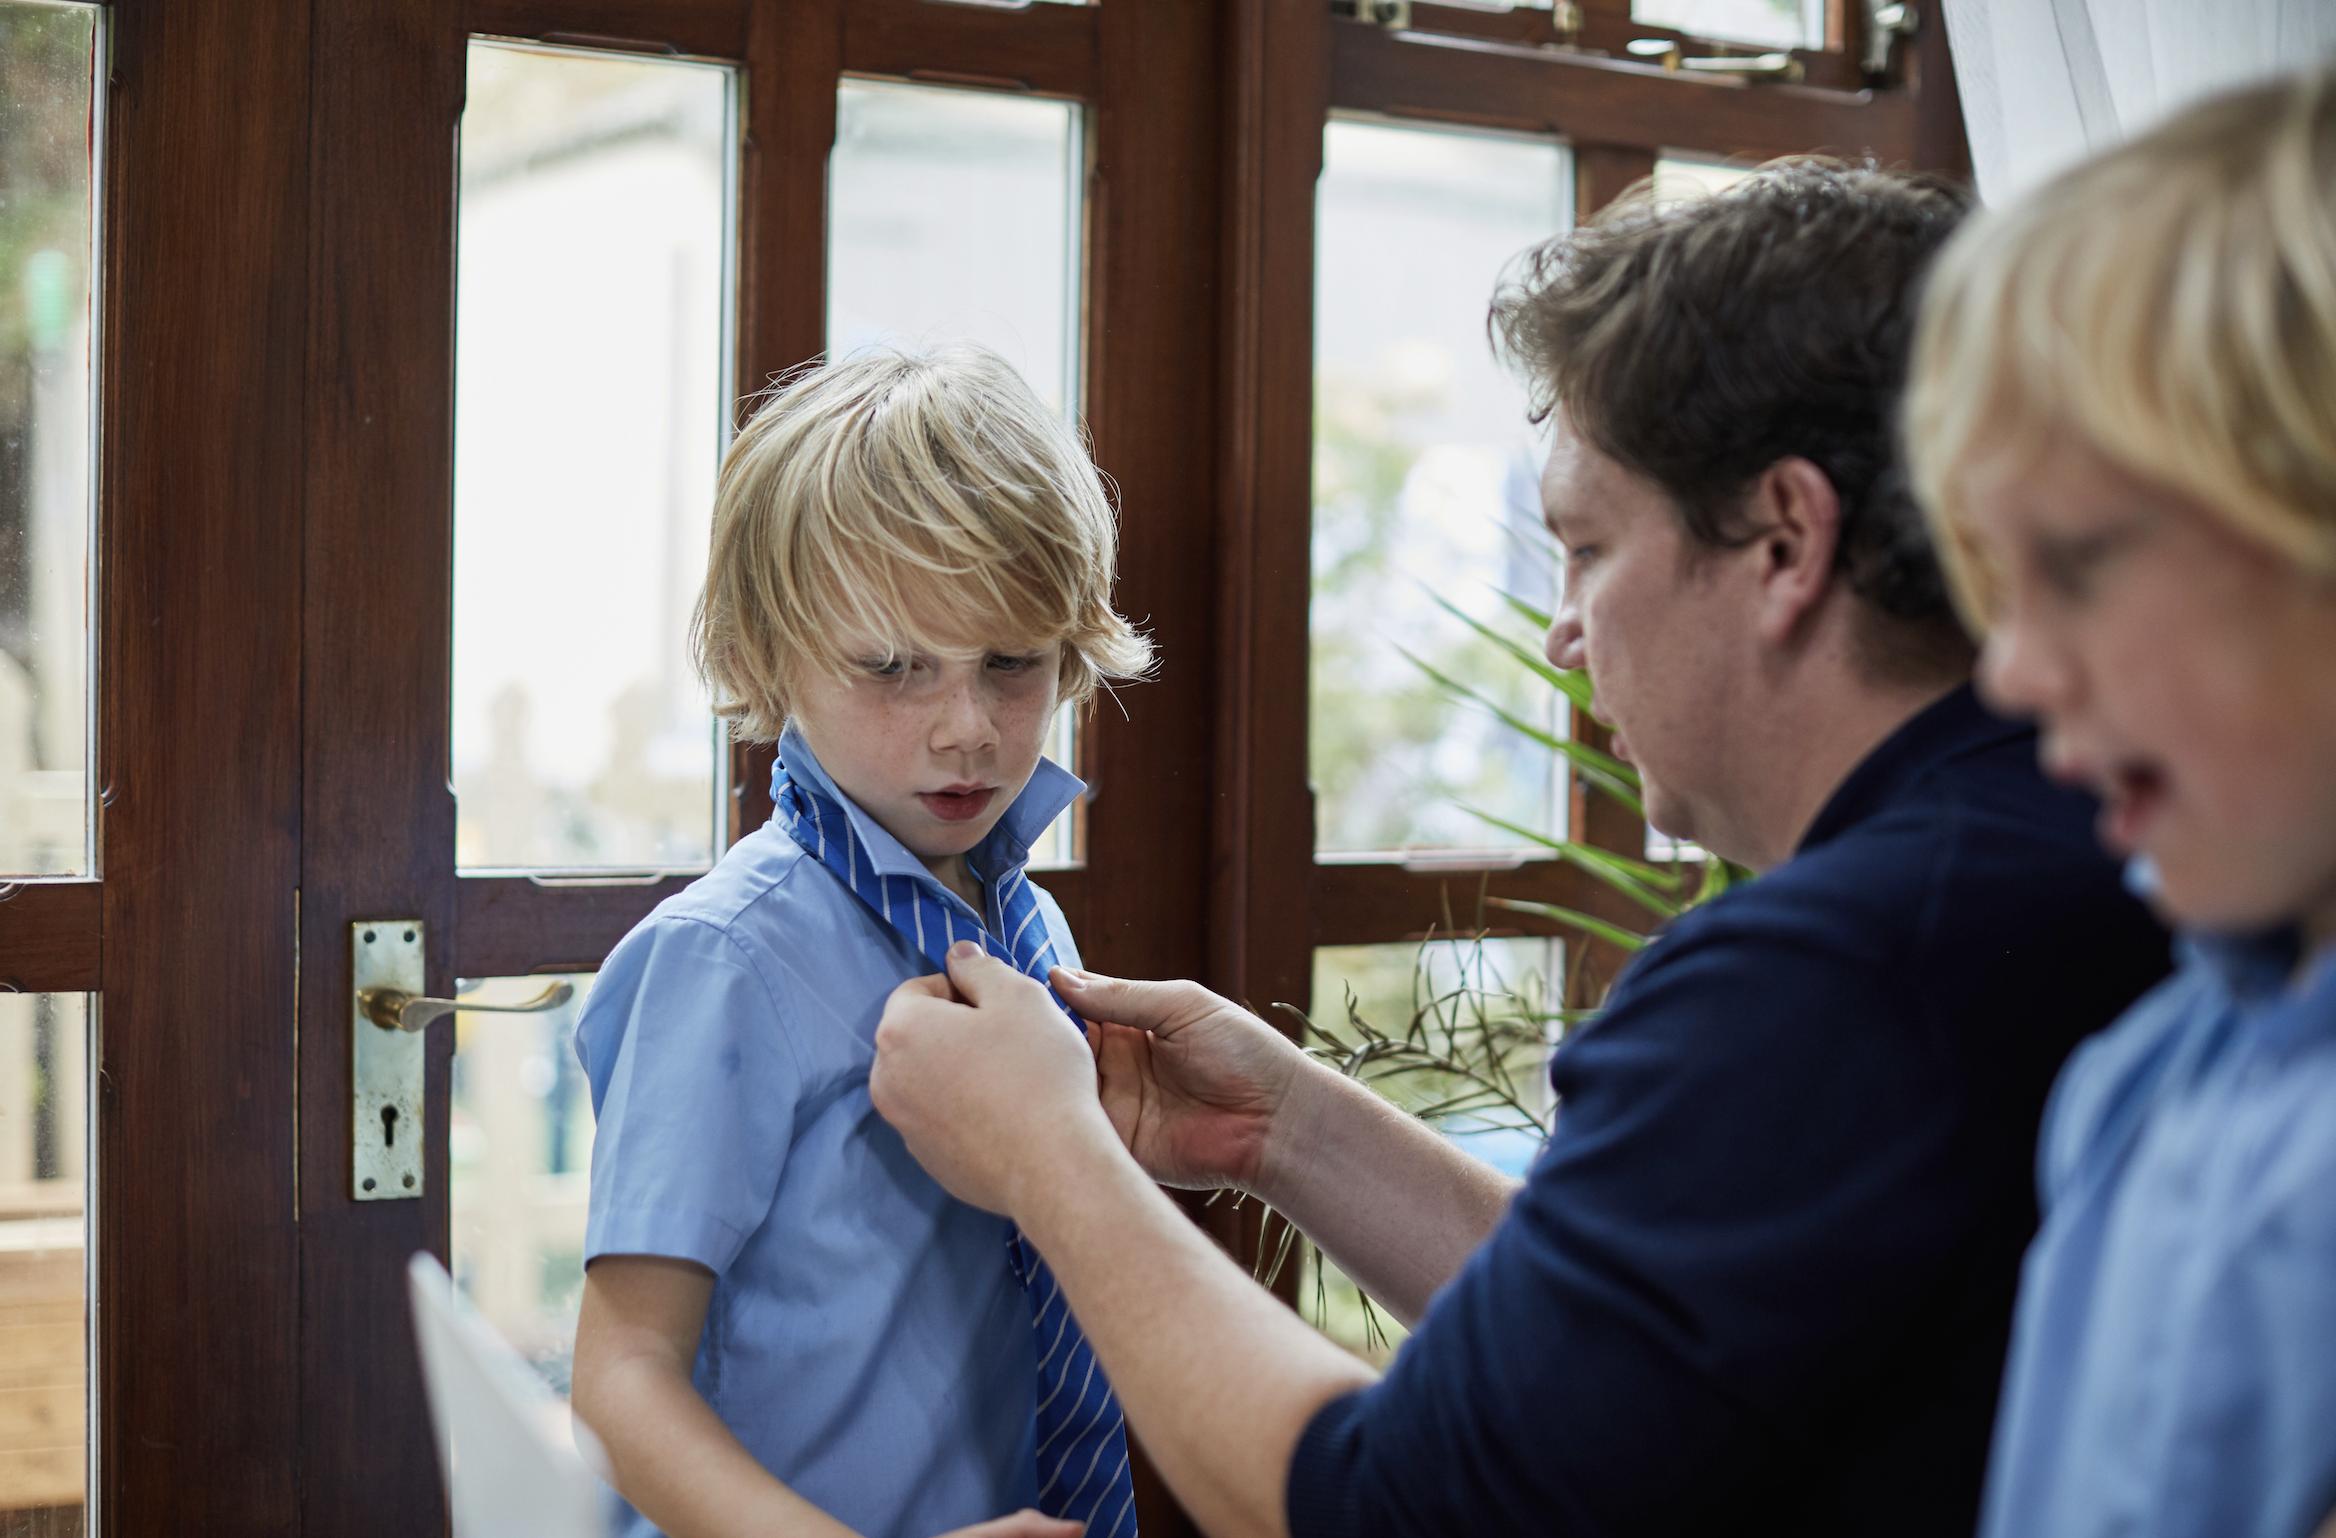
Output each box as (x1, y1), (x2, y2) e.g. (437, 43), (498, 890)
(1006, 1098), (1132, 1222)
(1248, 1050), (1342, 1206)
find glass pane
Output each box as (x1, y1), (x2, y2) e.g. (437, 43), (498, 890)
(829, 80), (1079, 414)
(451, 973), (596, 1398)
(1304, 939), (1556, 1363)
(1655, 153), (1758, 201)
(1631, 0), (1824, 50)
(829, 80), (1086, 863)
(1312, 120), (1569, 857)
(453, 43), (735, 872)
(0, 992), (90, 1534)
(0, 3), (99, 879)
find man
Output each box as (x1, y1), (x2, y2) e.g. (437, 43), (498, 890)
(870, 163), (2170, 1538)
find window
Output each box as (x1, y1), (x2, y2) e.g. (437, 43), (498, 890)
(0, 1), (99, 880)
(452, 42), (738, 872)
(1632, 0), (1825, 50)
(829, 79), (1087, 862)
(1311, 120), (1569, 858)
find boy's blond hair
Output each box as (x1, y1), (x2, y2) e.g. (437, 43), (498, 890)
(1906, 64), (2336, 624)
(692, 344), (1153, 741)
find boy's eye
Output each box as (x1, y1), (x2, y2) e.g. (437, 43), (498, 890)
(858, 657), (906, 679)
(2033, 528), (2131, 600)
(987, 653), (1042, 674)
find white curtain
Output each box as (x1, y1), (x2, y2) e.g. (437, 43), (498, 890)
(1942, 0), (2336, 202)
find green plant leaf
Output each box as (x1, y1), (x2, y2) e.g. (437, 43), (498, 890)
(1496, 588), (1555, 634)
(1396, 648), (1645, 815)
(1486, 896), (1648, 952)
(1419, 587), (1571, 695)
(1457, 807), (1681, 918)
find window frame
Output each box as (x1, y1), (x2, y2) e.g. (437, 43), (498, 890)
(0, 0), (1968, 1529)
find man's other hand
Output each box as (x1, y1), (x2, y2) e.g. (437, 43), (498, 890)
(1052, 970), (1306, 1196)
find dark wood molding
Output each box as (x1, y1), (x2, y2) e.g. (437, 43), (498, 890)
(456, 874), (696, 976)
(97, 0), (309, 1526)
(1330, 18), (1916, 166)
(842, 0), (1098, 99)
(0, 881), (101, 995)
(1212, 0), (1327, 1029)
(727, 0), (842, 846)
(296, 1), (466, 1532)
(1309, 855), (1653, 949)
(1911, 0), (1975, 181)
(465, 0), (747, 58)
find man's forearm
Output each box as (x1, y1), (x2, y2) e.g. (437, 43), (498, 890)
(1252, 1060), (1522, 1326)
(1015, 1124), (1378, 1538)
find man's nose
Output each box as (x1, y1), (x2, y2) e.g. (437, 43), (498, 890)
(1544, 598), (1586, 673)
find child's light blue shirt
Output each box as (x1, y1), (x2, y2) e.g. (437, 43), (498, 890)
(575, 723), (1085, 1538)
(1979, 886), (2336, 1538)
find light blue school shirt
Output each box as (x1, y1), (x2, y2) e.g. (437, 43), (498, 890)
(575, 724), (1085, 1538)
(1980, 896), (2336, 1538)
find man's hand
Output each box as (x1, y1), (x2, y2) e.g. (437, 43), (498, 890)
(871, 943), (1120, 1217)
(1052, 970), (1308, 1195)
(934, 1513), (1083, 1538)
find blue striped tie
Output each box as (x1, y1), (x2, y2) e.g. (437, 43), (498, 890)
(771, 756), (1139, 1538)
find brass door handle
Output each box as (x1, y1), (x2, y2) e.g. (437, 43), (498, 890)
(358, 980), (575, 1033)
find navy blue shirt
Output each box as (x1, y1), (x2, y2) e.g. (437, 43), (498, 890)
(1285, 686), (2171, 1538)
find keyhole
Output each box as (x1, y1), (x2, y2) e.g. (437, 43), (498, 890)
(381, 1104), (399, 1149)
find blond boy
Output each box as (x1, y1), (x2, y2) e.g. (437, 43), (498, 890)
(569, 345), (1150, 1538)
(1908, 64), (2336, 1538)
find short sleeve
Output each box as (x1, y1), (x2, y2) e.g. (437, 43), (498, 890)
(575, 915), (803, 1276)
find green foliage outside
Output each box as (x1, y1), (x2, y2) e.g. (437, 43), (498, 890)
(1294, 369), (1750, 1360)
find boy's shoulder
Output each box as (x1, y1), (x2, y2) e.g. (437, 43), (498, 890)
(607, 820), (831, 974)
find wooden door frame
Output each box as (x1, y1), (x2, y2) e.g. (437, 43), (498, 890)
(0, 0), (1966, 1529)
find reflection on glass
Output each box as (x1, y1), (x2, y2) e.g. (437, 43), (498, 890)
(1304, 938), (1557, 1362)
(451, 973), (596, 1398)
(454, 43), (735, 871)
(829, 80), (1086, 863)
(0, 4), (98, 879)
(1655, 152), (1758, 201)
(829, 81), (1080, 414)
(0, 992), (90, 1532)
(1632, 0), (1822, 50)
(1312, 120), (1569, 856)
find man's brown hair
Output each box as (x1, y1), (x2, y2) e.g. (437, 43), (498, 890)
(1491, 159), (1976, 679)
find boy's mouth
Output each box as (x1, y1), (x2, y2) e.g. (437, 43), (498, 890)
(2097, 760), (2169, 857)
(918, 786), (997, 824)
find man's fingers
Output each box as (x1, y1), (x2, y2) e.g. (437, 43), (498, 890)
(890, 971), (958, 1005)
(943, 938), (1026, 1005)
(953, 1513), (1082, 1538)
(1049, 967), (1209, 1032)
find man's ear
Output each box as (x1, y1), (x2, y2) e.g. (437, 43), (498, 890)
(1749, 456), (1843, 645)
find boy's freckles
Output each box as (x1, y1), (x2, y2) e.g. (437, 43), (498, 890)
(789, 645), (1065, 866)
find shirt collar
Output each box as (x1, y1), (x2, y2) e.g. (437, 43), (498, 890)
(774, 721), (1084, 884)
(1797, 682), (2030, 855)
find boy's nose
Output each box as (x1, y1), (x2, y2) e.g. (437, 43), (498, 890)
(930, 678), (999, 754)
(1976, 615), (2077, 721)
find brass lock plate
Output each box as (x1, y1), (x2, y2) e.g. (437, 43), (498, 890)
(352, 920), (425, 1201)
